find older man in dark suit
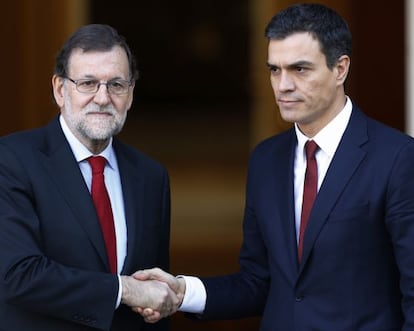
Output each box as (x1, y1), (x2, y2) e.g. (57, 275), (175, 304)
(0, 24), (179, 331)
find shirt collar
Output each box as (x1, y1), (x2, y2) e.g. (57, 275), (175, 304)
(295, 96), (353, 158)
(59, 115), (116, 168)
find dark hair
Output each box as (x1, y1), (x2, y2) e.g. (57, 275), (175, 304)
(54, 24), (139, 80)
(265, 3), (352, 69)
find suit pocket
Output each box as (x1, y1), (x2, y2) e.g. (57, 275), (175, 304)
(327, 203), (369, 223)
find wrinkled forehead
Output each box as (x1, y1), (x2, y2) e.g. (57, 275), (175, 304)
(67, 46), (130, 79)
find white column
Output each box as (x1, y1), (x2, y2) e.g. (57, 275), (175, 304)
(406, 0), (414, 136)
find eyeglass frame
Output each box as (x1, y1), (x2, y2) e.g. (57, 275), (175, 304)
(64, 76), (134, 95)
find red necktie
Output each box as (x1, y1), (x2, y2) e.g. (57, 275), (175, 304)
(88, 156), (117, 274)
(298, 140), (319, 262)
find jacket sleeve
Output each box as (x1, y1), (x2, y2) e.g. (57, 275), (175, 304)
(385, 141), (414, 328)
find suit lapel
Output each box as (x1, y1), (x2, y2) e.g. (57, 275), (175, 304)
(113, 141), (145, 274)
(298, 109), (368, 272)
(39, 118), (109, 269)
(260, 130), (298, 283)
(275, 132), (300, 279)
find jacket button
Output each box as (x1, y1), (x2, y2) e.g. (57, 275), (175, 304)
(295, 295), (304, 302)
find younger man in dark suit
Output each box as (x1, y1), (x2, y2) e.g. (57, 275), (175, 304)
(136, 3), (414, 330)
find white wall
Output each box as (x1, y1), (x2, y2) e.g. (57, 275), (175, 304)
(406, 0), (414, 136)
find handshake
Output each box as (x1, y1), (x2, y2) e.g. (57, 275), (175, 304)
(120, 268), (185, 323)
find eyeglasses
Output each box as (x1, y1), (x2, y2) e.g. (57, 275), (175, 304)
(65, 77), (133, 95)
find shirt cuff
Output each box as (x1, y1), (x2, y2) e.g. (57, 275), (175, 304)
(116, 274), (122, 308)
(178, 275), (206, 313)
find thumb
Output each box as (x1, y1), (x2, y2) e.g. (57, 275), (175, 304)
(132, 270), (150, 281)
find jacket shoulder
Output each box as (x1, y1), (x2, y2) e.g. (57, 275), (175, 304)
(251, 128), (296, 158)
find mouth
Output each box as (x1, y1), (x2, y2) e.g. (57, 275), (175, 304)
(86, 111), (113, 116)
(277, 99), (300, 107)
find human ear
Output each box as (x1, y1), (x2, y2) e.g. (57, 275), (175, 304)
(335, 55), (350, 85)
(126, 80), (135, 111)
(52, 74), (65, 108)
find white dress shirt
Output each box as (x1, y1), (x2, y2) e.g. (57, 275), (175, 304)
(293, 97), (352, 242)
(179, 97), (353, 313)
(59, 115), (127, 306)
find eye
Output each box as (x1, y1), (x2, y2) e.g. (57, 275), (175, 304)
(295, 66), (310, 74)
(109, 80), (127, 90)
(268, 65), (280, 74)
(78, 79), (98, 88)
(110, 81), (122, 88)
(107, 80), (131, 95)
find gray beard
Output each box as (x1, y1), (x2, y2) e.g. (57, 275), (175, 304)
(63, 96), (127, 142)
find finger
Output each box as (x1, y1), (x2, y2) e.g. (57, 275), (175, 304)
(144, 315), (161, 324)
(131, 307), (142, 314)
(132, 270), (150, 281)
(144, 311), (162, 323)
(134, 268), (178, 292)
(132, 268), (168, 281)
(131, 306), (159, 319)
(143, 307), (155, 316)
(133, 309), (151, 317)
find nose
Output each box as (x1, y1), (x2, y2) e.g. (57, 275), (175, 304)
(93, 84), (111, 105)
(277, 71), (295, 92)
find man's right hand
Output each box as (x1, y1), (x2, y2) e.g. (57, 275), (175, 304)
(131, 268), (186, 323)
(120, 274), (181, 320)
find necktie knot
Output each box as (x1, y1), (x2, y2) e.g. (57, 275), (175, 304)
(305, 140), (319, 160)
(88, 156), (106, 175)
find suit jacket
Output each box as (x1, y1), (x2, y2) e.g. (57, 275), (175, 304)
(0, 117), (171, 331)
(199, 107), (414, 330)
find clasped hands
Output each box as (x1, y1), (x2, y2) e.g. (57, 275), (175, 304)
(120, 268), (185, 323)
